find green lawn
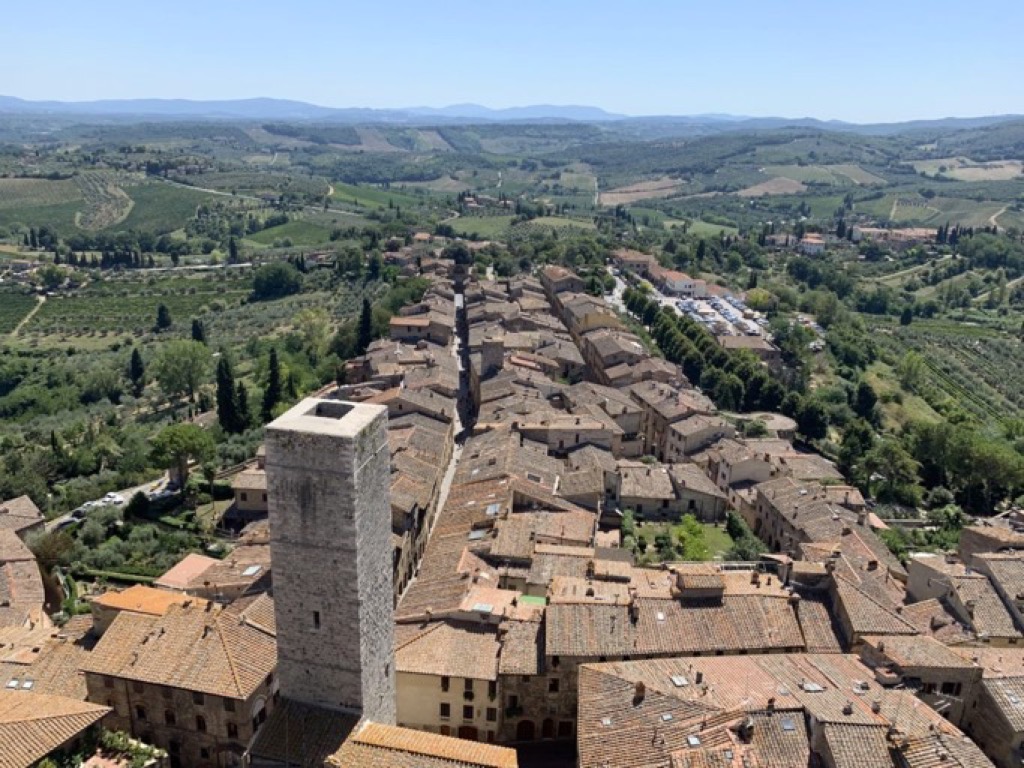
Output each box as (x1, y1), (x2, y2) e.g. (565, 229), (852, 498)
(632, 520), (735, 563)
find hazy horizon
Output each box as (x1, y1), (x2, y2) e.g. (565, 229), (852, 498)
(2, 0), (1022, 123)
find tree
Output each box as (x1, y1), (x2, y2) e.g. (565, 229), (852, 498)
(235, 382), (251, 430)
(151, 340), (212, 402)
(852, 380), (878, 422)
(216, 356), (244, 433)
(155, 304), (173, 332)
(150, 423), (215, 488)
(228, 236), (239, 263)
(128, 348), (146, 397)
(357, 298), (373, 354)
(899, 306), (913, 326)
(262, 348), (283, 421)
(191, 318), (207, 345)
(796, 398), (829, 440)
(864, 438), (921, 503)
(252, 261), (302, 301)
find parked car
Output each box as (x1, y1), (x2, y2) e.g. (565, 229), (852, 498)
(102, 492), (125, 506)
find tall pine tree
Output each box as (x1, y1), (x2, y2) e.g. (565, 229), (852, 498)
(262, 348), (283, 422)
(155, 304), (173, 332)
(235, 382), (251, 431)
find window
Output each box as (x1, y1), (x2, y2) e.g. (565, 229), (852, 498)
(165, 710), (176, 726)
(441, 676), (450, 692)
(463, 705), (474, 721)
(488, 681), (497, 699)
(464, 679), (474, 693)
(548, 678), (560, 693)
(135, 705), (147, 721)
(313, 611), (321, 631)
(169, 741), (180, 754)
(558, 721), (574, 738)
(486, 707), (497, 722)
(941, 682), (962, 696)
(241, 492), (248, 502)
(551, 655), (560, 668)
(196, 716), (207, 733)
(223, 697), (236, 713)
(440, 703), (451, 719)
(262, 493), (267, 502)
(227, 722), (239, 739)
(192, 691), (205, 706)
(508, 695), (519, 710)
(200, 748), (210, 760)
(132, 680), (144, 694)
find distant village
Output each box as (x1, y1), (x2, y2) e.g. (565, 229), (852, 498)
(3, 234), (1024, 768)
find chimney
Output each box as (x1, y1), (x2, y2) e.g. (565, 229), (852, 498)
(695, 671), (704, 685)
(633, 681), (646, 705)
(842, 701), (854, 716)
(738, 716), (755, 743)
(858, 510), (867, 526)
(871, 699), (882, 714)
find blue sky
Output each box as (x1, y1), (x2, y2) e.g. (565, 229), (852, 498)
(3, 0), (1022, 122)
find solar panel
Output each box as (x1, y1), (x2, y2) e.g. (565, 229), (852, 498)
(485, 503), (501, 516)
(468, 530), (486, 541)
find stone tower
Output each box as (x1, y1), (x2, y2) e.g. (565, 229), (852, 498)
(481, 337), (504, 379)
(264, 398), (396, 722)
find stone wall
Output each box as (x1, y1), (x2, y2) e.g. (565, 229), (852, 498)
(265, 399), (396, 723)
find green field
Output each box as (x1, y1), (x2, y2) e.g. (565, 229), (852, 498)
(449, 215), (515, 239)
(763, 165), (842, 185)
(247, 219), (334, 246)
(330, 182), (424, 210)
(530, 216), (596, 231)
(827, 164), (887, 185)
(890, 196), (1006, 228)
(675, 219), (739, 237)
(0, 292), (38, 335)
(118, 183), (221, 233)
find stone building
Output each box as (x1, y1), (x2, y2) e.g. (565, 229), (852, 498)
(81, 595), (277, 768)
(264, 398), (396, 721)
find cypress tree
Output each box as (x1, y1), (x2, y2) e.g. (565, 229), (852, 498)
(357, 298), (373, 354)
(155, 304), (172, 332)
(191, 318), (207, 345)
(262, 348), (283, 422)
(128, 348), (146, 397)
(236, 382), (251, 431)
(216, 357), (241, 433)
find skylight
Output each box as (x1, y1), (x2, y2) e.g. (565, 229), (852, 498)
(485, 503), (501, 516)
(670, 675), (689, 687)
(801, 682), (824, 693)
(781, 717), (797, 732)
(687, 735), (701, 747)
(601, 717), (612, 727)
(242, 565), (262, 577)
(661, 713), (673, 722)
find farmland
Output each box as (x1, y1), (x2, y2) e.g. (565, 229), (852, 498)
(0, 290), (38, 335)
(246, 219), (335, 247)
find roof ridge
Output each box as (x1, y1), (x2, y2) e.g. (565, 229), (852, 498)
(394, 621), (442, 652)
(834, 574), (917, 631)
(214, 612), (245, 699)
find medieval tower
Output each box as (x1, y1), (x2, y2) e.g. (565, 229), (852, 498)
(264, 398), (396, 722)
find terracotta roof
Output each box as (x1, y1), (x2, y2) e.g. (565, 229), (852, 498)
(0, 620), (96, 700)
(833, 576), (918, 637)
(329, 721), (519, 768)
(248, 698), (358, 768)
(153, 552), (219, 591)
(498, 620), (542, 676)
(395, 621), (500, 681)
(0, 690), (110, 768)
(952, 574), (1021, 639)
(230, 466), (267, 491)
(900, 599), (974, 645)
(81, 595), (276, 699)
(862, 634), (976, 671)
(0, 497), (43, 535)
(91, 584), (202, 616)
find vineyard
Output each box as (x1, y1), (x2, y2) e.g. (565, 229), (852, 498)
(74, 173), (134, 230)
(874, 319), (1024, 425)
(0, 291), (38, 335)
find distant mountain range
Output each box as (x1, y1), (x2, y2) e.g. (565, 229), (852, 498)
(0, 95), (1020, 135)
